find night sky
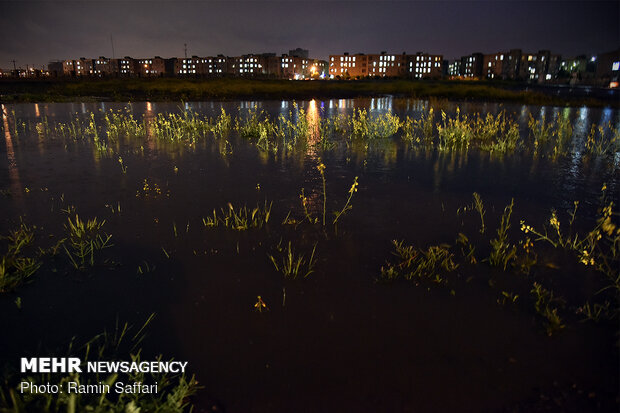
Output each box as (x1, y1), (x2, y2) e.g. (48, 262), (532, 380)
(0, 1), (618, 69)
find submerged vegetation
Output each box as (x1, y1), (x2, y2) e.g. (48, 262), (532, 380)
(20, 102), (619, 166)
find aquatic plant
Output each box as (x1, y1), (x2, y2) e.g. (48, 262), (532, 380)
(584, 123), (620, 156)
(553, 115), (573, 157)
(212, 107), (232, 138)
(576, 300), (612, 322)
(299, 189), (318, 224)
(380, 240), (458, 284)
(475, 112), (520, 153)
(0, 220), (41, 293)
(488, 198), (517, 270)
(472, 192), (486, 234)
(202, 201), (272, 230)
(528, 114), (554, 148)
(136, 179), (166, 198)
(268, 241), (318, 279)
(497, 291), (519, 306)
(350, 109), (402, 139)
(150, 109), (210, 144)
(456, 232), (477, 264)
(254, 295), (269, 312)
(437, 108), (473, 150)
(117, 156), (127, 174)
(402, 108), (435, 144)
(531, 282), (565, 336)
(520, 196), (619, 290)
(104, 109), (146, 142)
(333, 176), (359, 226)
(317, 161), (327, 226)
(63, 215), (113, 270)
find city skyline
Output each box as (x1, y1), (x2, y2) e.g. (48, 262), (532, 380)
(0, 0), (618, 69)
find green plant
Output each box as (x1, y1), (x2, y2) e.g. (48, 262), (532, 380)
(531, 282), (565, 336)
(584, 123), (620, 156)
(437, 108), (473, 150)
(456, 232), (477, 264)
(213, 107), (232, 138)
(333, 176), (359, 226)
(269, 241), (318, 279)
(117, 156), (127, 174)
(0, 220), (41, 293)
(488, 198), (517, 270)
(472, 192), (485, 234)
(317, 161), (327, 225)
(63, 215), (113, 270)
(299, 189), (318, 224)
(497, 291), (519, 305)
(380, 241), (458, 284)
(202, 202), (272, 230)
(350, 109), (401, 140)
(528, 113), (554, 148)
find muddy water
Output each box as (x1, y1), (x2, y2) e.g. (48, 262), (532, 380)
(0, 98), (618, 412)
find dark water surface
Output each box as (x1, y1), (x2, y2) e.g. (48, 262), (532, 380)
(1, 98), (618, 412)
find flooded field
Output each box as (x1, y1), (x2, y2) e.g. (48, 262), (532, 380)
(0, 98), (618, 412)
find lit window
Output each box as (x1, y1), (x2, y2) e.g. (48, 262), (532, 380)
(613, 61), (620, 71)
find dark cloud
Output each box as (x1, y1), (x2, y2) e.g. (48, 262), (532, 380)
(0, 0), (617, 69)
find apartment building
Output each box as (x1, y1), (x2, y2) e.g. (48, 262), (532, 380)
(595, 49), (620, 87)
(329, 52), (406, 78)
(460, 53), (484, 78)
(483, 52), (505, 79)
(135, 56), (166, 76)
(281, 54), (312, 79)
(408, 52), (443, 79)
(518, 50), (561, 82)
(93, 57), (120, 76)
(117, 57), (134, 76)
(174, 56), (220, 75)
(448, 60), (461, 77)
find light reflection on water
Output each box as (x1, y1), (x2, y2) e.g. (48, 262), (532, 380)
(1, 104), (23, 202)
(3, 98), (619, 210)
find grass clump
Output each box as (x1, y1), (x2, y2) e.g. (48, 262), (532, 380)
(584, 123), (620, 156)
(202, 201), (272, 230)
(531, 282), (565, 336)
(488, 198), (517, 270)
(269, 241), (318, 279)
(104, 109), (146, 142)
(350, 109), (402, 139)
(402, 108), (435, 144)
(63, 215), (113, 270)
(151, 109), (211, 144)
(0, 220), (41, 293)
(437, 108), (473, 150)
(380, 240), (458, 285)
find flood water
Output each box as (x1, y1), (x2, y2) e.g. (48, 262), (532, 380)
(1, 98), (619, 412)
